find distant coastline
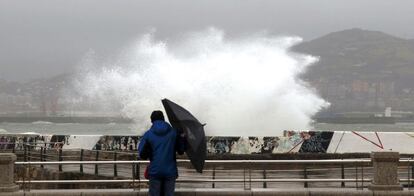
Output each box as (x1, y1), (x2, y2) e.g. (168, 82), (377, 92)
(0, 116), (133, 124)
(315, 116), (396, 124)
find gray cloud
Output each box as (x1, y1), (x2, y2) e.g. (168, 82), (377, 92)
(1, 0), (414, 81)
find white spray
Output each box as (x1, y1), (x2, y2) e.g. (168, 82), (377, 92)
(72, 28), (329, 136)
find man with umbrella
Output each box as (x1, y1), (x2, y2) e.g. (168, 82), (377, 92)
(138, 110), (186, 196)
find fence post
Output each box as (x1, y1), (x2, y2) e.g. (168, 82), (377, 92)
(0, 153), (19, 192)
(79, 149), (84, 174)
(263, 169), (267, 188)
(58, 148), (63, 172)
(134, 154), (139, 179)
(303, 166), (308, 188)
(131, 154), (137, 188)
(40, 147), (44, 168)
(368, 151), (402, 191)
(212, 166), (215, 188)
(249, 165), (252, 190)
(113, 151), (118, 177)
(411, 159), (414, 188)
(27, 144), (31, 162)
(24, 145), (27, 162)
(243, 167), (246, 190)
(132, 154), (136, 180)
(43, 147), (47, 161)
(95, 150), (99, 175)
(341, 162), (345, 187)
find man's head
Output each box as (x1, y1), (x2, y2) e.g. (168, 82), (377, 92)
(150, 110), (165, 123)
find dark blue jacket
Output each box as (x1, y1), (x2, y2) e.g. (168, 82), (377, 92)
(138, 120), (185, 178)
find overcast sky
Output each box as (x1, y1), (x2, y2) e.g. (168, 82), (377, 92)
(1, 0), (414, 81)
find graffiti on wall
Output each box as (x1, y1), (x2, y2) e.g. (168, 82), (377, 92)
(205, 131), (335, 154)
(0, 134), (68, 150)
(93, 136), (140, 151)
(298, 131), (334, 153)
(4, 130), (413, 154)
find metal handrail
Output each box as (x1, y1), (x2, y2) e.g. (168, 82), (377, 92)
(203, 159), (371, 164)
(8, 144), (414, 191)
(399, 159), (414, 163)
(15, 159), (371, 165)
(14, 158), (414, 190)
(15, 178), (373, 184)
(14, 178), (414, 184)
(14, 158), (373, 189)
(16, 160), (149, 165)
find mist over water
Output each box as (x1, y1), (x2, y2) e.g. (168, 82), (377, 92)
(73, 28), (329, 136)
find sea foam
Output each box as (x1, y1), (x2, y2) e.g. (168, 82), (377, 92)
(72, 28), (329, 136)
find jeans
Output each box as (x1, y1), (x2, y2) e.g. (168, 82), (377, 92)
(149, 176), (176, 196)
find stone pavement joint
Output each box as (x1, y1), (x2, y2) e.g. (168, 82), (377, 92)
(1, 189), (414, 196)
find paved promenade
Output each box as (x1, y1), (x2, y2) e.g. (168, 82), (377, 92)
(2, 152), (414, 195)
(1, 188), (414, 196)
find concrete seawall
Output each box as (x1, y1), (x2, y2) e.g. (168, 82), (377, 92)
(2, 131), (414, 154)
(0, 188), (414, 196)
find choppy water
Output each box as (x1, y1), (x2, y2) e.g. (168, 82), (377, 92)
(0, 122), (138, 135)
(1, 122), (414, 135)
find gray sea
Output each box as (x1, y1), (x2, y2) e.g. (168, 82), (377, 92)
(0, 122), (138, 135)
(1, 122), (414, 135)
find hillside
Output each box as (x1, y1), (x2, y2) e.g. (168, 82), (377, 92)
(293, 28), (414, 112)
(294, 28), (414, 80)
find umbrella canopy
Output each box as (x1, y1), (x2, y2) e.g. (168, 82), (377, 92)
(162, 98), (206, 173)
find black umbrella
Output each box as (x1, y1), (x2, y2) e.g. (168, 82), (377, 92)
(162, 98), (206, 173)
